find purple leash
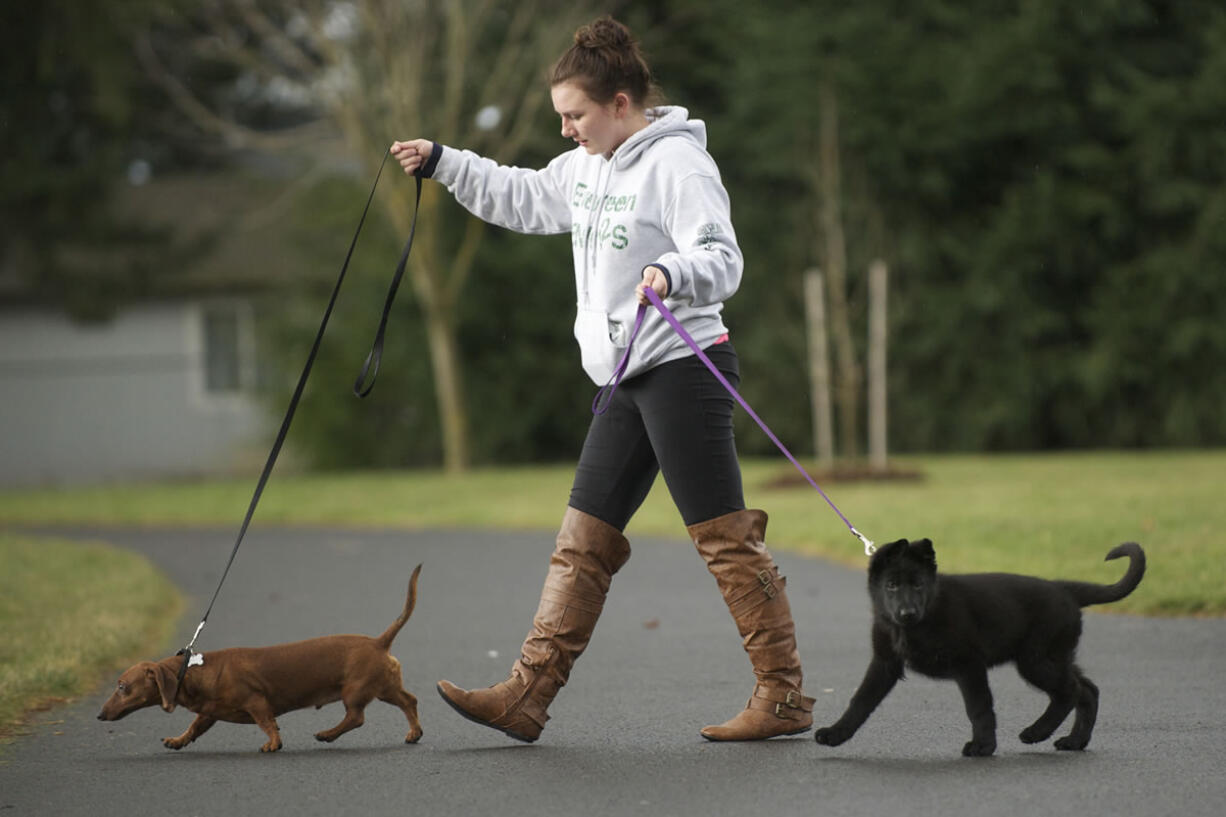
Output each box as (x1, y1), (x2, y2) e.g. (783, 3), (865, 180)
(594, 288), (876, 556)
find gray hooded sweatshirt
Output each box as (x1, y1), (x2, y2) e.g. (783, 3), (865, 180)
(426, 105), (744, 385)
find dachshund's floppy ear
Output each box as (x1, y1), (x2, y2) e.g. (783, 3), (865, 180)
(151, 663), (180, 713)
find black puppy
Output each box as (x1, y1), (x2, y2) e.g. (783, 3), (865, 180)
(815, 538), (1145, 757)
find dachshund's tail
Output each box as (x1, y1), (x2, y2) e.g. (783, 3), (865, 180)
(376, 564), (422, 650)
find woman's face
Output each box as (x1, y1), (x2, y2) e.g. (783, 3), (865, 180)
(551, 81), (634, 157)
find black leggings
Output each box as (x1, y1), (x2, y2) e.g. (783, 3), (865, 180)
(568, 342), (745, 531)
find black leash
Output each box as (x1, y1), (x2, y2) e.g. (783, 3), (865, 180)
(175, 151), (421, 687)
(354, 166), (422, 397)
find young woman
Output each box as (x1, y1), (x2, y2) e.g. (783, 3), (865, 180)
(391, 16), (814, 742)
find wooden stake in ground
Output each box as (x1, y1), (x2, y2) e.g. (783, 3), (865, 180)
(868, 259), (888, 472)
(815, 73), (861, 459)
(804, 268), (835, 471)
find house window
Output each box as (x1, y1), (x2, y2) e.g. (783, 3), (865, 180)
(202, 305), (244, 394)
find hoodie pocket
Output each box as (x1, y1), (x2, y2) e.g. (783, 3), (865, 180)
(574, 307), (626, 384)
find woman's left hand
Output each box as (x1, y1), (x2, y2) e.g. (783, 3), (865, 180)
(636, 265), (669, 305)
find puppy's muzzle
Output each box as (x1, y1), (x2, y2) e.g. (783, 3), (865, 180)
(896, 607), (921, 625)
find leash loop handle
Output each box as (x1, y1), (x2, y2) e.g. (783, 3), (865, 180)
(354, 172), (423, 398)
(601, 288), (874, 554)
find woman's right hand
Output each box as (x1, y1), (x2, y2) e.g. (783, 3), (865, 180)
(390, 139), (433, 175)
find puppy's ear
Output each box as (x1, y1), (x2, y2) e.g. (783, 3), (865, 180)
(910, 538), (937, 570)
(151, 663), (180, 713)
(869, 538), (907, 566)
(878, 538), (911, 555)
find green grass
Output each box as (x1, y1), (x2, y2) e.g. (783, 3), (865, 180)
(0, 535), (182, 743)
(1, 450), (1221, 616)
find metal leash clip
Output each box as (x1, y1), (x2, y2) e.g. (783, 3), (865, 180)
(851, 528), (876, 556)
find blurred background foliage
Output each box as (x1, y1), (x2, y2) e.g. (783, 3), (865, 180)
(3, 0), (1224, 470)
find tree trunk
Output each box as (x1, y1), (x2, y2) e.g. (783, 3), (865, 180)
(397, 184), (484, 475)
(423, 304), (469, 474)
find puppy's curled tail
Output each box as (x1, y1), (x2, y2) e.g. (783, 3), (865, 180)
(1061, 543), (1145, 607)
(376, 564), (422, 650)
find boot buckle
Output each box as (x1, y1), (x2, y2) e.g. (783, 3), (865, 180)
(756, 569), (777, 599)
(774, 691), (802, 719)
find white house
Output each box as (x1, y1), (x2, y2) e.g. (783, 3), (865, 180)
(0, 134), (375, 487)
(0, 298), (267, 486)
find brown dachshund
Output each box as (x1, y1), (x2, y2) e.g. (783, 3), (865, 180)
(98, 564), (423, 752)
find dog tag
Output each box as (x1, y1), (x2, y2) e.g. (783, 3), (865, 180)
(188, 653), (204, 667)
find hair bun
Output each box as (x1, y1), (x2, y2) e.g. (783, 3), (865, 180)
(552, 16), (658, 107)
(575, 17), (631, 50)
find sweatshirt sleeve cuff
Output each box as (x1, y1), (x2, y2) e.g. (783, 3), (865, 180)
(645, 264), (673, 297)
(419, 142), (443, 179)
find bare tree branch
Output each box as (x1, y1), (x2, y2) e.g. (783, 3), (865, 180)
(230, 0), (318, 79)
(134, 30), (300, 150)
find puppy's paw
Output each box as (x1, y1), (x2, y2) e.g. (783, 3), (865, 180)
(961, 737), (997, 757)
(259, 739), (282, 753)
(405, 727), (423, 744)
(162, 736), (187, 750)
(1019, 725), (1053, 744)
(814, 726), (852, 746)
(1054, 734), (1089, 751)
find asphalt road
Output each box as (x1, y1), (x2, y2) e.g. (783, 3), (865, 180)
(3, 525), (1224, 816)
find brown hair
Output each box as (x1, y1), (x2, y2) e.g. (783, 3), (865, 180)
(550, 17), (660, 107)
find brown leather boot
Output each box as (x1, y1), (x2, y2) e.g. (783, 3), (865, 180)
(688, 509), (815, 741)
(437, 506), (630, 742)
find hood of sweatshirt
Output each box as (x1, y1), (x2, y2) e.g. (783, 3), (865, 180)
(609, 106), (706, 169)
